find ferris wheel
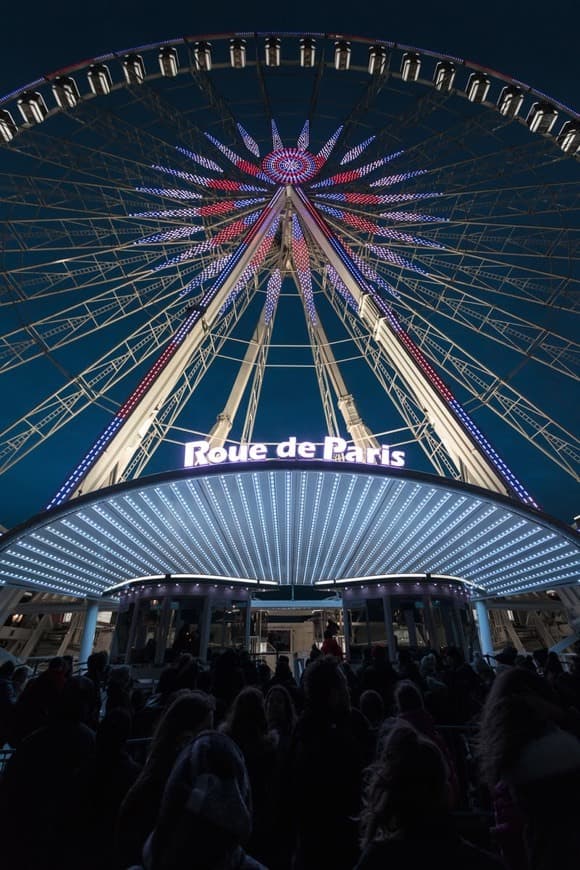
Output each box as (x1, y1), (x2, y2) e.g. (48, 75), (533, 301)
(0, 32), (578, 525)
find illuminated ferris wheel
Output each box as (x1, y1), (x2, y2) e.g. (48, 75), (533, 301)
(0, 33), (578, 520)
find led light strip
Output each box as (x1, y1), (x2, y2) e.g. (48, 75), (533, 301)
(296, 187), (536, 507)
(48, 192), (284, 507)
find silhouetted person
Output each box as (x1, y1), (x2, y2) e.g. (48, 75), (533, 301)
(10, 656), (68, 745)
(478, 667), (580, 870)
(321, 627), (343, 660)
(0, 676), (96, 870)
(70, 708), (141, 869)
(284, 656), (370, 870)
(116, 689), (214, 868)
(356, 723), (501, 870)
(133, 731), (266, 869)
(359, 645), (397, 710)
(221, 686), (278, 865)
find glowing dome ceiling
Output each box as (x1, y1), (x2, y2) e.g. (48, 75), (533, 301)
(0, 462), (578, 600)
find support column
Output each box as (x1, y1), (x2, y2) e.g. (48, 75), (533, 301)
(441, 603), (456, 649)
(422, 595), (438, 651)
(124, 599), (141, 664)
(453, 601), (469, 660)
(244, 600), (252, 653)
(474, 600), (494, 661)
(0, 586), (25, 625)
(79, 600), (99, 670)
(382, 595), (397, 662)
(199, 595), (212, 663)
(403, 607), (417, 647)
(341, 599), (351, 661)
(154, 596), (172, 666)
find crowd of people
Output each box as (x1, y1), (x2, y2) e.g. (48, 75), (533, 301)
(1, 637), (580, 870)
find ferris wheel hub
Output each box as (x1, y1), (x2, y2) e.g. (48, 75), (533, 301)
(262, 147), (320, 184)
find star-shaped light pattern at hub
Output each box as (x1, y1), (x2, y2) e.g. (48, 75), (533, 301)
(237, 124), (260, 158)
(297, 121), (310, 151)
(46, 116), (537, 512)
(340, 135), (376, 165)
(262, 148), (319, 185)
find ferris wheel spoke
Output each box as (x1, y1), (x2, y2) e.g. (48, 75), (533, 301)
(321, 273), (459, 478)
(122, 276), (259, 480)
(321, 217), (579, 375)
(0, 268), (188, 374)
(0, 294), (189, 474)
(405, 255), (578, 311)
(411, 249), (578, 307)
(1, 199), (267, 311)
(360, 105), (509, 177)
(420, 138), (560, 192)
(126, 78), (245, 169)
(389, 302), (580, 480)
(378, 265), (579, 379)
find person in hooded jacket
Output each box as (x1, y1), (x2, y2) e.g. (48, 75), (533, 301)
(129, 730), (266, 870)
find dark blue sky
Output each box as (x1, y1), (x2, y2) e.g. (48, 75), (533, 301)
(1, 2), (579, 529)
(2, 1), (579, 107)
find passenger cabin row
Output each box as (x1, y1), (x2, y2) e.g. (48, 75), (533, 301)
(0, 38), (578, 153)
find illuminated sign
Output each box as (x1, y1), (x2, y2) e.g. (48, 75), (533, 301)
(184, 435), (405, 468)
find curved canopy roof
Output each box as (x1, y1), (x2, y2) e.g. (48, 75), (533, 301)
(0, 462), (578, 600)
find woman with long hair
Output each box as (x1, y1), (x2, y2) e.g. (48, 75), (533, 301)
(116, 689), (214, 868)
(478, 666), (580, 870)
(356, 723), (500, 869)
(220, 687), (278, 866)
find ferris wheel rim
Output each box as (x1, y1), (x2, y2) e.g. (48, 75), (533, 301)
(0, 31), (578, 150)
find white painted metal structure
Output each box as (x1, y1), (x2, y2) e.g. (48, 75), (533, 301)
(0, 33), (578, 627)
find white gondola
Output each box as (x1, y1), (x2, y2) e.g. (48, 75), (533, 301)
(230, 39), (246, 69)
(401, 52), (421, 82)
(497, 85), (524, 117)
(87, 64), (113, 96)
(193, 41), (212, 72)
(158, 46), (179, 78)
(466, 72), (490, 103)
(265, 37), (281, 67)
(334, 40), (351, 71)
(368, 45), (388, 76)
(434, 61), (456, 92)
(51, 76), (81, 109)
(557, 120), (580, 154)
(17, 91), (48, 124)
(300, 37), (316, 68)
(122, 54), (146, 86)
(527, 102), (558, 134)
(0, 108), (17, 142)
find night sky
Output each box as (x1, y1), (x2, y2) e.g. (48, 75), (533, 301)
(1, 1), (579, 529)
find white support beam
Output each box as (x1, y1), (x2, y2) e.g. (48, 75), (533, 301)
(69, 189), (285, 499)
(56, 611), (83, 657)
(79, 600), (99, 668)
(474, 599), (494, 659)
(289, 187), (513, 498)
(310, 318), (378, 450)
(20, 613), (53, 658)
(208, 303), (274, 449)
(0, 587), (25, 625)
